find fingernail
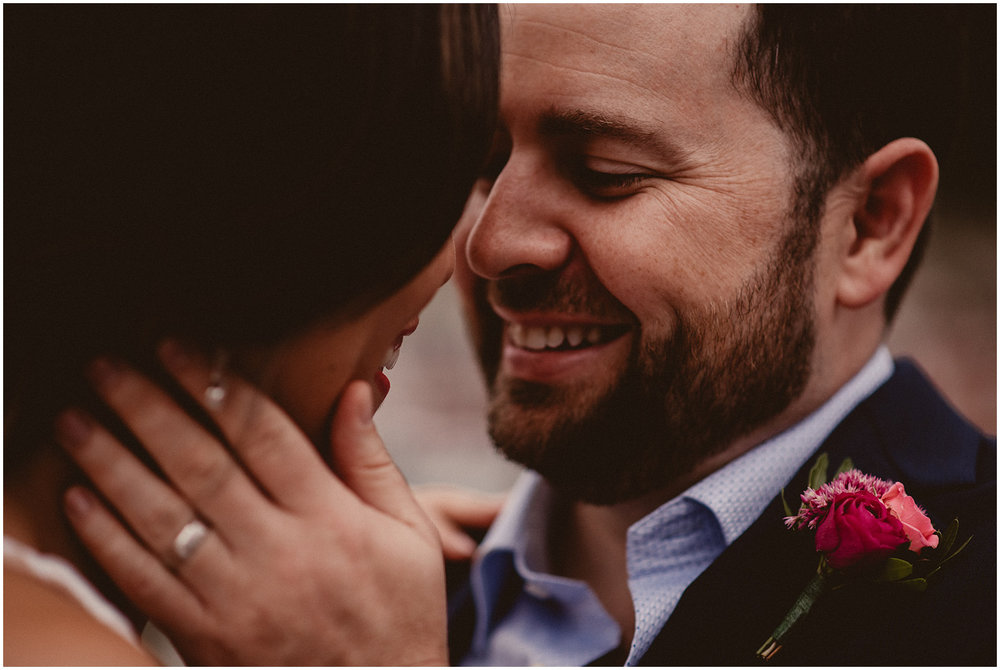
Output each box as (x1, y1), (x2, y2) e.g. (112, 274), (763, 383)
(65, 486), (94, 516)
(55, 409), (92, 449)
(157, 338), (191, 370)
(87, 356), (123, 388)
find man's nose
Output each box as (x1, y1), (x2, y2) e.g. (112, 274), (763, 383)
(465, 157), (573, 281)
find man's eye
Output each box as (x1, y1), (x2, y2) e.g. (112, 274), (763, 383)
(571, 160), (652, 197)
(577, 169), (647, 190)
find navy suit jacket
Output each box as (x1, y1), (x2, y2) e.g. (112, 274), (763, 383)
(448, 360), (996, 665)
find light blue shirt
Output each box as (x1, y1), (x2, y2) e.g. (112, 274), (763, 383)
(461, 347), (894, 666)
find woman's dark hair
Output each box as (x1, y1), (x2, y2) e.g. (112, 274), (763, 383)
(5, 5), (499, 465)
(732, 5), (978, 320)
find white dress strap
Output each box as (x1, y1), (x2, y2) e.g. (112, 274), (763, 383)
(4, 535), (138, 644)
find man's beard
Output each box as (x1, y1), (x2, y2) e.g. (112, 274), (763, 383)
(479, 220), (818, 505)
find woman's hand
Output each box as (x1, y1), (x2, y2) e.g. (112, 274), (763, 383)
(415, 485), (504, 561)
(57, 340), (448, 666)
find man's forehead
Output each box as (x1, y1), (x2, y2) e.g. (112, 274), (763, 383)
(501, 4), (749, 63)
(498, 4), (756, 139)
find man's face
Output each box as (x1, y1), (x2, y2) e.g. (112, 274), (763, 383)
(457, 5), (819, 504)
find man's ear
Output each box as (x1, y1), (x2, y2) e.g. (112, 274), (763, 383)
(836, 137), (938, 309)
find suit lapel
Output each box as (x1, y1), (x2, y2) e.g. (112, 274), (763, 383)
(639, 453), (837, 664)
(640, 360), (986, 665)
(449, 360), (989, 665)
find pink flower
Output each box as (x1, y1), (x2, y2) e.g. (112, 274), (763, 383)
(786, 469), (894, 530)
(881, 482), (939, 552)
(815, 491), (907, 569)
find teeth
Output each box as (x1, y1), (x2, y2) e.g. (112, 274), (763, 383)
(546, 326), (565, 348)
(509, 323), (524, 346)
(508, 323), (618, 351)
(383, 346), (401, 370)
(525, 326), (547, 350)
(566, 326), (584, 347)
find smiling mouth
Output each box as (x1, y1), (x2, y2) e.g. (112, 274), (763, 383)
(507, 322), (631, 352)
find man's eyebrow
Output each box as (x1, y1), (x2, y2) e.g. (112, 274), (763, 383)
(537, 108), (682, 159)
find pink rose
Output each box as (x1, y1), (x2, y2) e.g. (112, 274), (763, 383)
(881, 482), (939, 552)
(815, 491), (907, 569)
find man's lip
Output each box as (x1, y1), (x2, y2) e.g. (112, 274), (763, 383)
(490, 304), (629, 329)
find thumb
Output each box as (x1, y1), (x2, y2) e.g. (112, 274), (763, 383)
(328, 380), (430, 531)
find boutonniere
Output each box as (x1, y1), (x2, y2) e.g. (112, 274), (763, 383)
(756, 454), (971, 661)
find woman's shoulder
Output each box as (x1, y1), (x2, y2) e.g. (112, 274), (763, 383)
(4, 564), (157, 666)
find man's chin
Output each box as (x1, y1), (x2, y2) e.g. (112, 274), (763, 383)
(489, 369), (620, 431)
(486, 372), (673, 506)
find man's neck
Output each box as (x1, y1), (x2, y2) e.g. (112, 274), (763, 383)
(550, 499), (637, 653)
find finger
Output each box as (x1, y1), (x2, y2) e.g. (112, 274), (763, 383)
(328, 381), (430, 532)
(56, 411), (239, 594)
(63, 485), (209, 628)
(156, 340), (341, 511)
(76, 359), (272, 535)
(434, 522), (479, 561)
(416, 485), (506, 529)
(57, 408), (235, 547)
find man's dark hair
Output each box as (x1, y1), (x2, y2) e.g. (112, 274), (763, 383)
(733, 5), (979, 320)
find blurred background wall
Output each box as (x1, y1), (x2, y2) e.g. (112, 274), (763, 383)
(377, 7), (996, 493)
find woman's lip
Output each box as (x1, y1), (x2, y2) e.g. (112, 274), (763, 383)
(373, 317), (419, 409)
(401, 318), (419, 337)
(391, 318), (420, 351)
(373, 370), (390, 409)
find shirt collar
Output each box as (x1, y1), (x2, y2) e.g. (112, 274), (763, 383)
(476, 469), (547, 567)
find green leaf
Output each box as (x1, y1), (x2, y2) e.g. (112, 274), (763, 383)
(935, 518), (960, 560)
(877, 558), (914, 582)
(926, 534), (973, 579)
(897, 578), (928, 592)
(834, 457), (854, 476)
(940, 534), (973, 568)
(781, 488), (794, 517)
(808, 453), (830, 490)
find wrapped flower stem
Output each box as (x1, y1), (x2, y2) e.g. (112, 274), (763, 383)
(756, 569), (830, 660)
